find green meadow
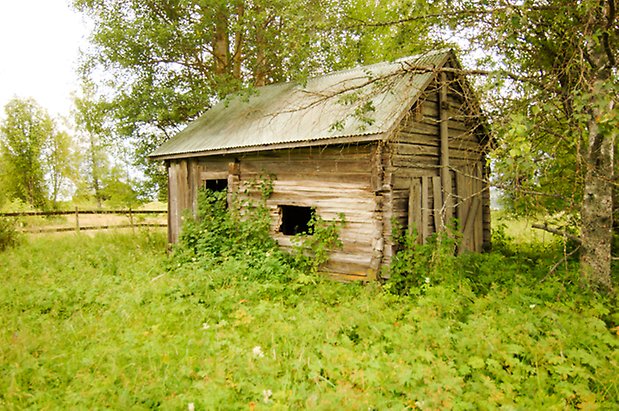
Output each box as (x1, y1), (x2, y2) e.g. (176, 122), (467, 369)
(1, 225), (617, 410)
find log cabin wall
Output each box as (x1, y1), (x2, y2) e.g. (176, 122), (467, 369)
(382, 80), (443, 267)
(383, 70), (490, 266)
(444, 70), (491, 252)
(167, 143), (384, 280)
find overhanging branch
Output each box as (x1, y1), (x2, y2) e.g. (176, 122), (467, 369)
(532, 223), (581, 244)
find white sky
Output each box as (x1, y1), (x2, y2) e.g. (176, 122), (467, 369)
(0, 0), (88, 119)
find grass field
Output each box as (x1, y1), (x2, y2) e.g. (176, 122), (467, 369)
(1, 230), (618, 409)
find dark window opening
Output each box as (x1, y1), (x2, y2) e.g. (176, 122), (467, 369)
(279, 205), (314, 235)
(204, 179), (228, 192)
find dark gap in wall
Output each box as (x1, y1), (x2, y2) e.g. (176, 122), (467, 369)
(204, 179), (228, 192)
(279, 205), (314, 235)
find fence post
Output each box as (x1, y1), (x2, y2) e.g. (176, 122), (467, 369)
(75, 206), (80, 233)
(129, 208), (135, 233)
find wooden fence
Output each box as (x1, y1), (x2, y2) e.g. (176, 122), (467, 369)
(0, 208), (167, 234)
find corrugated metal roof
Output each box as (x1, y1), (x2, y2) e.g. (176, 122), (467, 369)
(150, 49), (453, 159)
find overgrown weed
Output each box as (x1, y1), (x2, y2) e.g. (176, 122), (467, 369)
(1, 196), (617, 409)
(0, 217), (20, 251)
(385, 224), (586, 298)
(172, 188), (345, 285)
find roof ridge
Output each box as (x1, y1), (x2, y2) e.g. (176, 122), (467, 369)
(245, 48), (453, 93)
(308, 48), (453, 82)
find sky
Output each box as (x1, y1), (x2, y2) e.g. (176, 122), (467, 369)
(0, 0), (89, 119)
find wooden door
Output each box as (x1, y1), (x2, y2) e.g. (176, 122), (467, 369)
(455, 164), (483, 253)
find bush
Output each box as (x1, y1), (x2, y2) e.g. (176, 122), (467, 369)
(383, 229), (458, 295)
(0, 217), (19, 251)
(290, 213), (345, 274)
(173, 186), (347, 284)
(384, 224), (586, 298)
(175, 188), (281, 269)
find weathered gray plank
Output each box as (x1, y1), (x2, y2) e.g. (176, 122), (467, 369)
(432, 176), (443, 232)
(421, 176), (430, 242)
(409, 178), (422, 243)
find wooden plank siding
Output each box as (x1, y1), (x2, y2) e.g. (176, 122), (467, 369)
(239, 145), (380, 278)
(383, 69), (490, 262)
(167, 159), (194, 243)
(167, 144), (383, 279)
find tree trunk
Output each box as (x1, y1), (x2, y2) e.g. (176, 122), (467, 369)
(254, 13), (268, 87)
(613, 150), (619, 256)
(89, 135), (102, 208)
(579, 1), (616, 292)
(580, 90), (615, 292)
(232, 2), (244, 80)
(212, 9), (229, 75)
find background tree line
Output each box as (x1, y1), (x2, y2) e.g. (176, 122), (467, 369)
(0, 96), (143, 211)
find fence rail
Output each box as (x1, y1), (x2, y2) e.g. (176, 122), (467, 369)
(0, 208), (168, 234)
(0, 209), (165, 217)
(21, 223), (167, 234)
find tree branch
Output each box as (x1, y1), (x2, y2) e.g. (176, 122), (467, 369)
(531, 223), (581, 244)
(344, 6), (561, 29)
(603, 0), (617, 67)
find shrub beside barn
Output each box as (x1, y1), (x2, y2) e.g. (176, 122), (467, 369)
(150, 49), (491, 280)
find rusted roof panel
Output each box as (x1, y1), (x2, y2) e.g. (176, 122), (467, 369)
(150, 49), (452, 159)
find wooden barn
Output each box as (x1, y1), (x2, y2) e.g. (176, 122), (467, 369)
(150, 49), (491, 280)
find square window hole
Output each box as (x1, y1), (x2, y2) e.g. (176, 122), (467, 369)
(278, 205), (314, 235)
(204, 179), (228, 192)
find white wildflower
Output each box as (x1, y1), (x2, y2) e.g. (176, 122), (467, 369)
(202, 322), (210, 330)
(424, 277), (431, 284)
(529, 304), (536, 309)
(188, 402), (195, 411)
(262, 389), (273, 403)
(252, 346), (265, 358)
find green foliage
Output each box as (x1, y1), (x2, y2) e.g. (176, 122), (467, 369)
(0, 217), (19, 251)
(98, 167), (143, 209)
(384, 228), (459, 295)
(370, 0), (618, 288)
(176, 189), (279, 271)
(291, 213), (345, 274)
(0, 97), (79, 209)
(73, 85), (119, 207)
(0, 98), (53, 208)
(1, 231), (617, 409)
(175, 181), (346, 280)
(385, 224), (586, 297)
(43, 129), (76, 207)
(72, 0), (442, 197)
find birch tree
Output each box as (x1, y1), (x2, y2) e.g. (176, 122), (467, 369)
(43, 128), (75, 208)
(0, 98), (53, 208)
(73, 86), (112, 208)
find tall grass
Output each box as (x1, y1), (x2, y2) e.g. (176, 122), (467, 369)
(0, 216), (617, 408)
